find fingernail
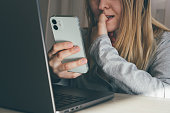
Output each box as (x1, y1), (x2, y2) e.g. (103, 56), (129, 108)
(74, 46), (80, 51)
(81, 59), (87, 64)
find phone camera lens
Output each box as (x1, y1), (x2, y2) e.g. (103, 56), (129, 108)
(53, 25), (58, 30)
(52, 19), (57, 24)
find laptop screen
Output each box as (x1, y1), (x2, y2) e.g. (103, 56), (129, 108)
(0, 0), (55, 113)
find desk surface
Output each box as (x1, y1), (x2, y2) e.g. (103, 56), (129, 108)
(77, 93), (170, 113)
(1, 93), (170, 113)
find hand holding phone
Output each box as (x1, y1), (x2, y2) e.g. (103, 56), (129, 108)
(50, 16), (89, 73)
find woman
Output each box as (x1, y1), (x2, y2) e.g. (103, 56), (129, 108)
(48, 0), (170, 98)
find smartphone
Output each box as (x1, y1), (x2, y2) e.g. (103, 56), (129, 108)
(50, 16), (88, 73)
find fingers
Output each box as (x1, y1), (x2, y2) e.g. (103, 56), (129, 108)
(98, 13), (108, 23)
(51, 58), (87, 79)
(58, 58), (87, 72)
(49, 46), (81, 68)
(48, 42), (87, 79)
(57, 71), (82, 79)
(49, 56), (87, 79)
(48, 42), (73, 59)
(56, 46), (80, 61)
(98, 13), (108, 36)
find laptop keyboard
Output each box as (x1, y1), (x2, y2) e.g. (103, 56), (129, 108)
(54, 93), (87, 108)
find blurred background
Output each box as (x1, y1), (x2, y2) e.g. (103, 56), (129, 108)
(151, 0), (170, 28)
(39, 0), (170, 51)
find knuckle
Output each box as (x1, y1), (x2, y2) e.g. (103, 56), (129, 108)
(64, 42), (69, 47)
(64, 42), (73, 47)
(53, 43), (61, 52)
(57, 52), (64, 60)
(53, 68), (60, 75)
(49, 60), (60, 73)
(69, 47), (78, 54)
(69, 48), (74, 53)
(63, 63), (70, 70)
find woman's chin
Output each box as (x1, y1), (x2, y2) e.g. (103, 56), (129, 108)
(106, 26), (118, 33)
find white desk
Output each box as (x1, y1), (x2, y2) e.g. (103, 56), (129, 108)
(77, 93), (170, 113)
(1, 93), (170, 113)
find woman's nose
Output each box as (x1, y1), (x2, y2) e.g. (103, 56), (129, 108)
(98, 0), (109, 10)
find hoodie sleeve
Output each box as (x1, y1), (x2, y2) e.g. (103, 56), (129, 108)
(89, 33), (170, 98)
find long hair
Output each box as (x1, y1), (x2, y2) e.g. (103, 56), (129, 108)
(85, 0), (169, 70)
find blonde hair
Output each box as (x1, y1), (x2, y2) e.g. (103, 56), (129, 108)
(85, 0), (170, 70)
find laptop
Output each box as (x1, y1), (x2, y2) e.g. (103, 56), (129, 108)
(0, 0), (114, 113)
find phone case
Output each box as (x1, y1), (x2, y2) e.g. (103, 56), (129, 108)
(50, 16), (88, 73)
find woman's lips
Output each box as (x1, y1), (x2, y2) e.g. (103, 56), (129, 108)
(106, 15), (115, 22)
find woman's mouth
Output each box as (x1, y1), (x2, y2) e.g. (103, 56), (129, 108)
(106, 15), (115, 22)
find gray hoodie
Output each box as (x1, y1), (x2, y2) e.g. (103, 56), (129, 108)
(55, 31), (170, 98)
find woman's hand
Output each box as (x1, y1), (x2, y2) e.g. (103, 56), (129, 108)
(48, 41), (87, 79)
(98, 13), (108, 36)
(91, 13), (108, 43)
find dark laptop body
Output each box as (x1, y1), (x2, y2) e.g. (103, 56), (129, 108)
(0, 0), (114, 113)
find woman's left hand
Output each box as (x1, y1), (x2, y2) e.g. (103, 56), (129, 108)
(97, 13), (108, 35)
(90, 13), (108, 43)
